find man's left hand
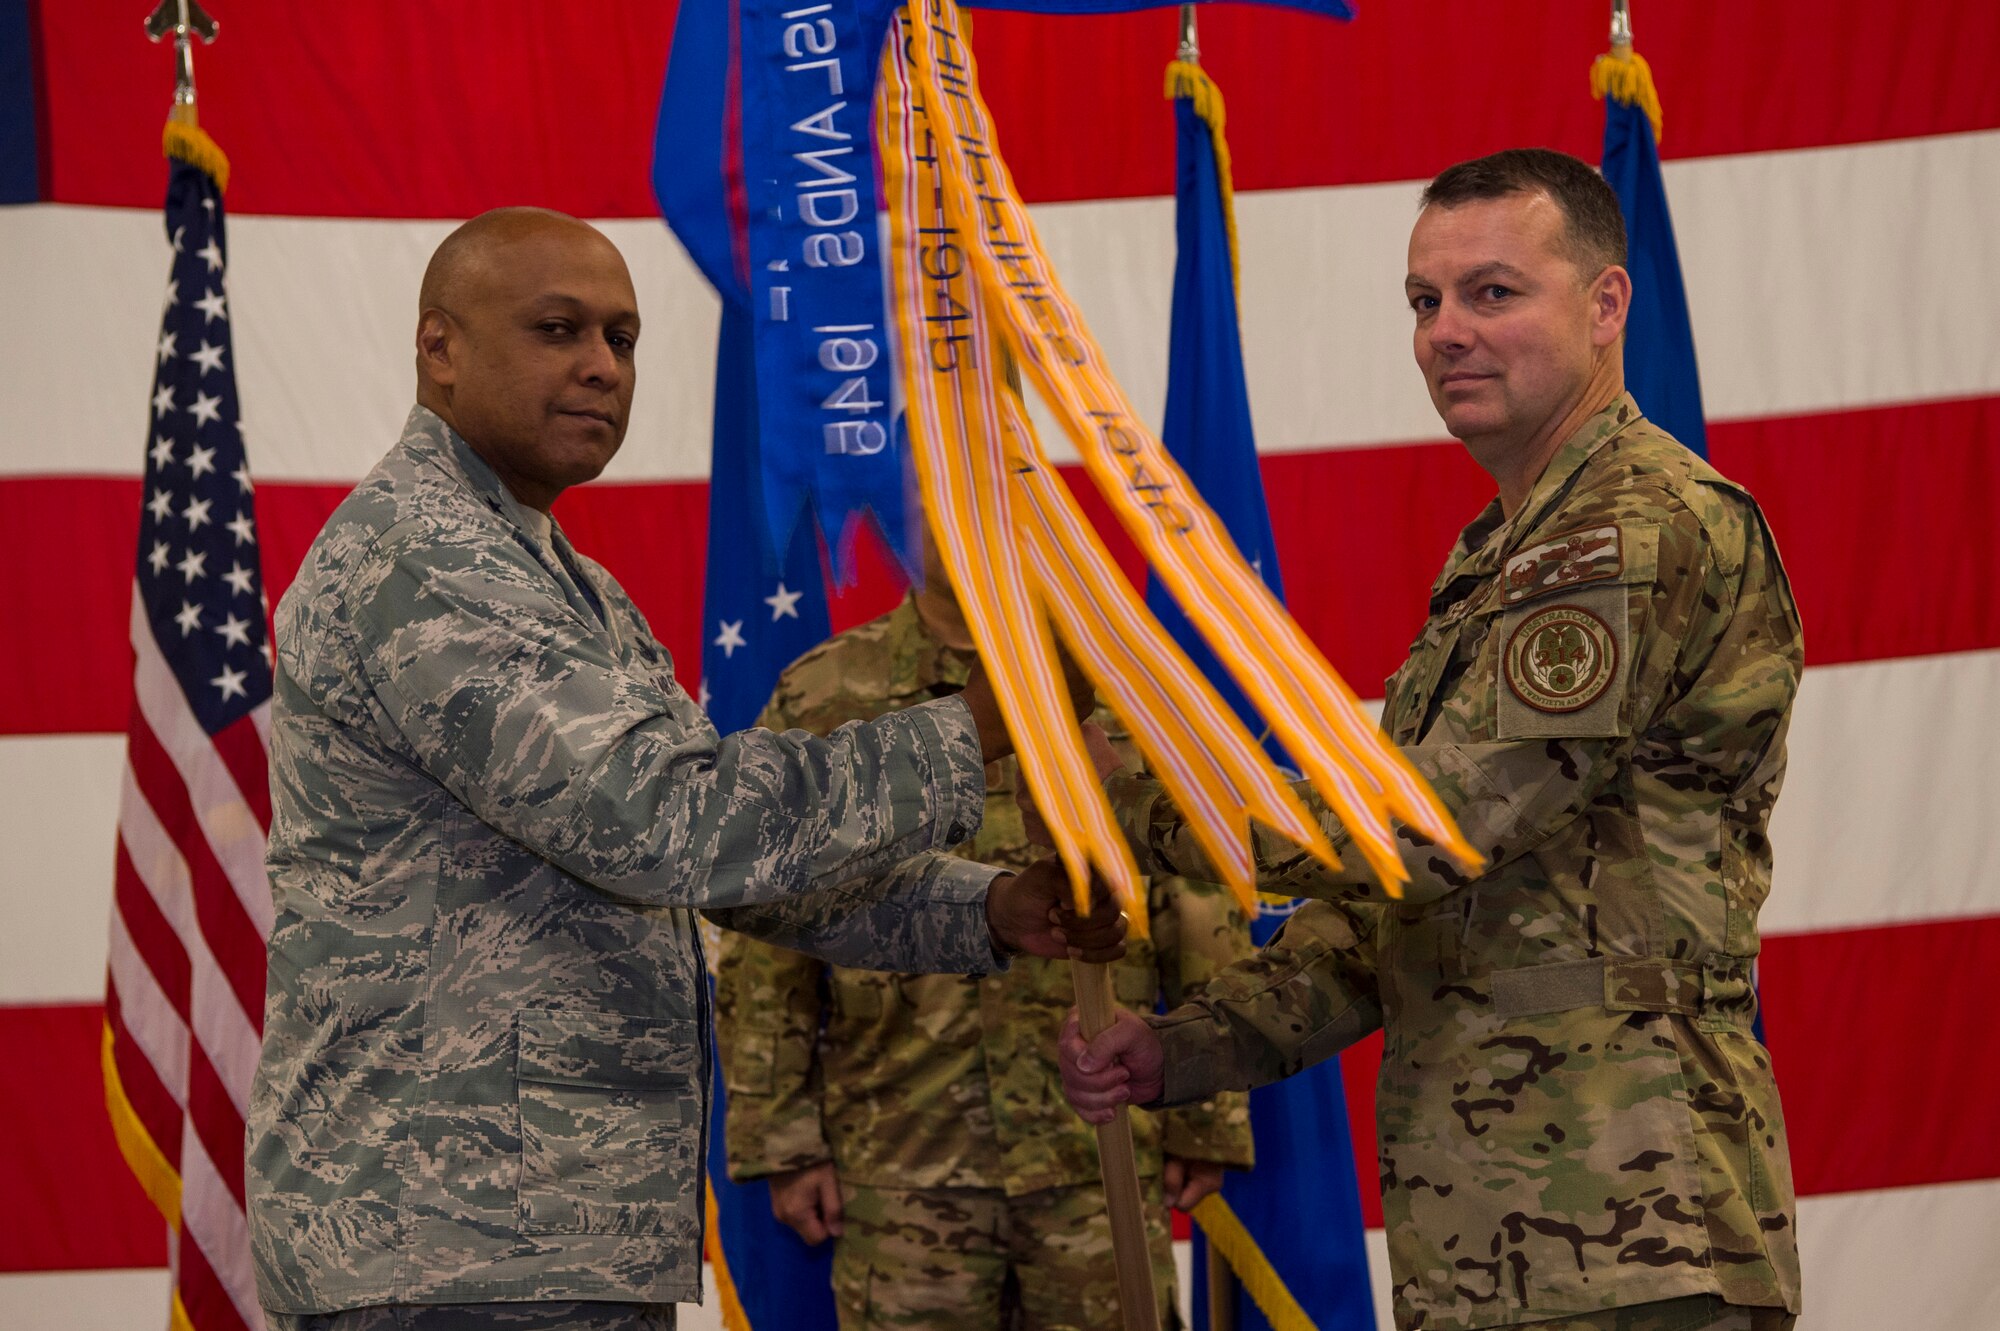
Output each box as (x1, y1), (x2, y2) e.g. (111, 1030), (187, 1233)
(1163, 1156), (1225, 1211)
(986, 858), (1127, 962)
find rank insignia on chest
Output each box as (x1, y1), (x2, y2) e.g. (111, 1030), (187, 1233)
(1502, 523), (1623, 604)
(1504, 604), (1619, 713)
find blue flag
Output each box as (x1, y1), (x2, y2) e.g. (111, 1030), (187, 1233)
(698, 300), (841, 1331)
(1149, 73), (1375, 1331)
(1601, 94), (1707, 458)
(698, 300), (833, 735)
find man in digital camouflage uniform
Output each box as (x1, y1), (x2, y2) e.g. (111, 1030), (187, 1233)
(247, 208), (1123, 1331)
(1058, 150), (1805, 1331)
(714, 538), (1255, 1331)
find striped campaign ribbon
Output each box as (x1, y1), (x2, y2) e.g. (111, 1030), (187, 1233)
(879, 0), (1479, 921)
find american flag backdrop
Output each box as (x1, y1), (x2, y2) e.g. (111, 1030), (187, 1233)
(1, 4), (1997, 1329)
(102, 143), (272, 1331)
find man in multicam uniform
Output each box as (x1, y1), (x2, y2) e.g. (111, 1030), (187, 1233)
(1058, 150), (1805, 1331)
(247, 208), (1123, 1331)
(714, 539), (1255, 1331)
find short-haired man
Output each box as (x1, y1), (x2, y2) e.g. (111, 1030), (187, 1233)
(247, 208), (1121, 1331)
(1059, 149), (1805, 1331)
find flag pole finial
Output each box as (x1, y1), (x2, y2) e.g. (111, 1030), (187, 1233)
(1177, 4), (1199, 64)
(1592, 0), (1661, 145)
(144, 0), (218, 127)
(146, 0), (230, 190)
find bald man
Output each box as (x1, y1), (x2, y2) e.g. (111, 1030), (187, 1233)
(246, 209), (1119, 1331)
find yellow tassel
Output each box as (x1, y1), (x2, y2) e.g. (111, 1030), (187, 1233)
(163, 118), (231, 193)
(1164, 59), (1240, 295)
(1191, 1193), (1319, 1331)
(1589, 44), (1665, 146)
(703, 1178), (754, 1331)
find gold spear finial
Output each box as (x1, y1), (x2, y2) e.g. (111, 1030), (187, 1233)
(144, 0), (219, 127)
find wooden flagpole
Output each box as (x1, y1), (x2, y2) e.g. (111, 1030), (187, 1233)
(1073, 961), (1163, 1331)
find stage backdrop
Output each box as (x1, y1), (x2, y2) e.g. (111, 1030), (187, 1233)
(2, 3), (1996, 1328)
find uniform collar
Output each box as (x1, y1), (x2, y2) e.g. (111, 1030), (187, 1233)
(1429, 392), (1643, 605)
(397, 403), (607, 623)
(400, 403), (576, 554)
(1504, 391), (1643, 542)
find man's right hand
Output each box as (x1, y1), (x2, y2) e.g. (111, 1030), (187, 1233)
(1057, 1006), (1166, 1124)
(768, 1161), (844, 1245)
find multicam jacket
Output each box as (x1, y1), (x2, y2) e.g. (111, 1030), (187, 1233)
(1113, 398), (1805, 1330)
(715, 597), (1253, 1195)
(249, 407), (1005, 1315)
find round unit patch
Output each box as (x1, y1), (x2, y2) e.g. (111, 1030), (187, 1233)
(1504, 604), (1618, 713)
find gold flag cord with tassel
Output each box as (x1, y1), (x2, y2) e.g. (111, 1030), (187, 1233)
(163, 118), (230, 193)
(1164, 58), (1239, 290)
(1191, 1194), (1318, 1331)
(1590, 42), (1665, 144)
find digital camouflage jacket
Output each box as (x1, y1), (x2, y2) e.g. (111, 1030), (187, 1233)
(1112, 398), (1805, 1330)
(249, 407), (1005, 1315)
(715, 597), (1254, 1195)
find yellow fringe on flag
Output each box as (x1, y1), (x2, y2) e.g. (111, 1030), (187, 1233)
(1192, 1194), (1318, 1331)
(101, 1018), (184, 1227)
(163, 118), (231, 193)
(1163, 59), (1240, 294)
(703, 1179), (753, 1331)
(170, 1292), (199, 1331)
(1590, 44), (1665, 145)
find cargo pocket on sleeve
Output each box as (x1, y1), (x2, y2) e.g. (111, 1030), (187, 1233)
(516, 1007), (703, 1239)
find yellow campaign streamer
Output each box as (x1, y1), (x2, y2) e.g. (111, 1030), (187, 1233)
(880, 30), (1147, 928)
(898, 0), (1479, 893)
(883, 0), (1481, 906)
(1001, 386), (1338, 906)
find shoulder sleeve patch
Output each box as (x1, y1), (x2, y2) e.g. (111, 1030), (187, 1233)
(1495, 582), (1631, 740)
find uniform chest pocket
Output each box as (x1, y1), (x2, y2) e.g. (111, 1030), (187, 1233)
(516, 1007), (703, 1240)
